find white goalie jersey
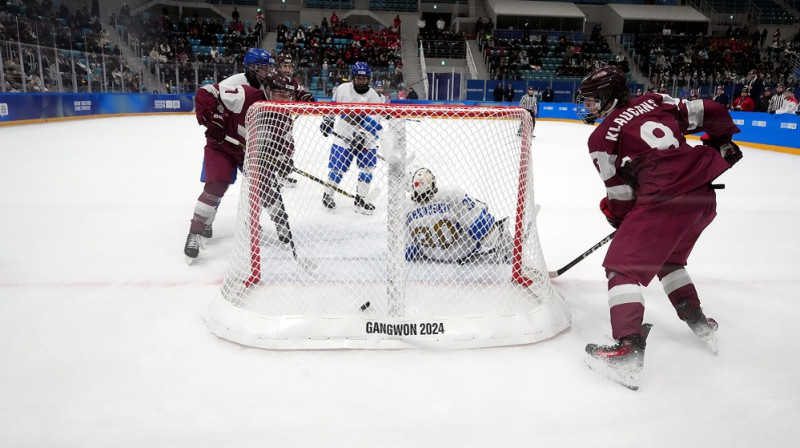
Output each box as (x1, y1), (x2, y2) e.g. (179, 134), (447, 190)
(404, 189), (511, 263)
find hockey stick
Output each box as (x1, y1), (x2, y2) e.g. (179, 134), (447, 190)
(331, 130), (416, 165)
(548, 230), (616, 279)
(225, 135), (359, 199)
(272, 195), (318, 273)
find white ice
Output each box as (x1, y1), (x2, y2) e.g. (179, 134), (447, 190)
(1, 115), (798, 446)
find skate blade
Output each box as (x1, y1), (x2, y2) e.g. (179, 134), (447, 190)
(584, 354), (642, 391)
(354, 207), (375, 216)
(185, 255), (197, 266)
(699, 331), (718, 355)
(198, 237), (208, 249)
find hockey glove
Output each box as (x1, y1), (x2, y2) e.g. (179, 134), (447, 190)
(350, 131), (367, 152)
(600, 197), (623, 229)
(701, 135), (743, 167)
(202, 112), (227, 142)
(320, 116), (335, 137)
(362, 116), (383, 137)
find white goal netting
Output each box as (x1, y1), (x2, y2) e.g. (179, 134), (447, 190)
(205, 102), (570, 349)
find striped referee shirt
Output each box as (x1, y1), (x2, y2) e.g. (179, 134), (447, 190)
(768, 92), (787, 112)
(519, 93), (538, 112)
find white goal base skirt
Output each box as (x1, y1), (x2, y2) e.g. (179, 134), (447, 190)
(204, 291), (572, 350)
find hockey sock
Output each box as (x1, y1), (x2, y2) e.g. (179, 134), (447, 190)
(191, 189), (223, 234)
(658, 265), (701, 319)
(356, 179), (371, 198)
(607, 271), (646, 341)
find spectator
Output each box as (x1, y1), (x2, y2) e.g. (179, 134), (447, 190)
(731, 88), (755, 111)
(634, 88), (644, 98)
(542, 85), (554, 102)
(330, 11), (339, 29)
(417, 15), (426, 31)
(436, 18), (445, 32)
(745, 70), (764, 100)
(503, 83), (514, 102)
(713, 85), (730, 109)
(757, 87), (772, 112)
(231, 7), (239, 22)
(406, 87), (419, 99)
(493, 83), (504, 102)
(393, 15), (401, 32)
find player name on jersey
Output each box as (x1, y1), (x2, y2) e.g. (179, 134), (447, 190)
(606, 98), (659, 141)
(365, 321), (446, 336)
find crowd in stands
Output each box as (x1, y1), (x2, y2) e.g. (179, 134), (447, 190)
(416, 15), (467, 59)
(274, 12), (404, 97)
(118, 3), (263, 93)
(480, 31), (615, 81)
(0, 0), (136, 92)
(635, 27), (800, 95)
(4, 1), (800, 109)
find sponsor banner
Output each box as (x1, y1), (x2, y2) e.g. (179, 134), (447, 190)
(0, 93), (194, 122)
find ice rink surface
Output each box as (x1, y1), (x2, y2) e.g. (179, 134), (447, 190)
(1, 114), (799, 447)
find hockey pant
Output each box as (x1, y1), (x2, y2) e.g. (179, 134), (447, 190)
(603, 186), (717, 340)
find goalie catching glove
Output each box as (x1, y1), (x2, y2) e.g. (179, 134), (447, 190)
(600, 197), (623, 229)
(701, 135), (743, 167)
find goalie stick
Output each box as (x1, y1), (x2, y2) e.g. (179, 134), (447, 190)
(548, 230), (616, 278)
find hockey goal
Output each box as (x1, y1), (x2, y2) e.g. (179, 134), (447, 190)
(205, 102), (570, 349)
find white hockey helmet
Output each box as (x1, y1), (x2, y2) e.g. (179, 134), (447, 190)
(410, 167), (437, 203)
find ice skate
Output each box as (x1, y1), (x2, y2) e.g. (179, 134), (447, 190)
(676, 300), (719, 354)
(354, 195), (375, 215)
(282, 176), (298, 188)
(585, 324), (652, 391)
(322, 193), (336, 211)
(184, 232), (201, 265)
(201, 224), (213, 239)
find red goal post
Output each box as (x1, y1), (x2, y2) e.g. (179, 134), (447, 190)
(205, 102), (571, 349)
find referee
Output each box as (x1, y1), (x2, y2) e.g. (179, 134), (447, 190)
(519, 85), (538, 137)
(768, 83), (786, 114)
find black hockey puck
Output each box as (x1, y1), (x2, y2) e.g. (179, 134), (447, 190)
(360, 301), (371, 311)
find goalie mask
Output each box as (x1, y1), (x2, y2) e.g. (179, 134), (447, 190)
(410, 167), (438, 203)
(575, 65), (629, 124)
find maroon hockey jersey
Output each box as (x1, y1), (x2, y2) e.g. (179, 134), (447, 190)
(587, 93), (740, 219)
(194, 83), (266, 152)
